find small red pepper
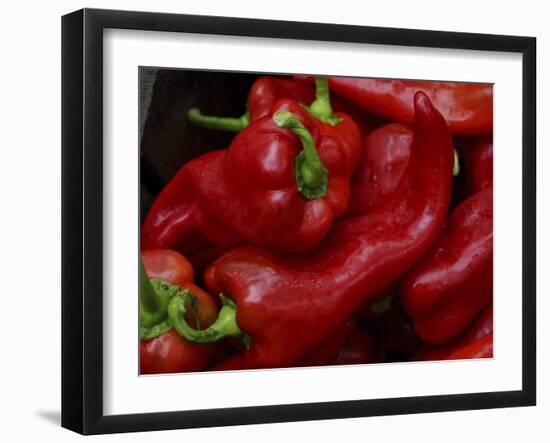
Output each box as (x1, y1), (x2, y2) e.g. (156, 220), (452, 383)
(166, 92), (454, 369)
(347, 123), (412, 217)
(401, 186), (493, 344)
(456, 136), (493, 197)
(331, 327), (376, 365)
(139, 250), (219, 374)
(416, 303), (492, 361)
(323, 77), (493, 136)
(445, 333), (493, 360)
(142, 78), (361, 254)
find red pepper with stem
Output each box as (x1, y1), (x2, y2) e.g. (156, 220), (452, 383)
(164, 92), (454, 369)
(188, 75), (377, 136)
(416, 303), (493, 361)
(401, 186), (493, 344)
(321, 77), (493, 135)
(139, 250), (219, 374)
(141, 78), (361, 254)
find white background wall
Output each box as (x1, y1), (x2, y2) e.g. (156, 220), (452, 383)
(0, 0), (546, 441)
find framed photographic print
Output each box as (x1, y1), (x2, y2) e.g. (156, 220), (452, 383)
(61, 8), (536, 435)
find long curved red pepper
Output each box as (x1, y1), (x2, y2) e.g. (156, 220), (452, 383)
(401, 186), (493, 344)
(324, 77), (493, 136)
(142, 83), (361, 254)
(168, 92), (453, 369)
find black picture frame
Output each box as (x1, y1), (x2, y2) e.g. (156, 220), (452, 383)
(62, 8), (536, 435)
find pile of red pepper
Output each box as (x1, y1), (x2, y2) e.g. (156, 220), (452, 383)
(139, 74), (493, 374)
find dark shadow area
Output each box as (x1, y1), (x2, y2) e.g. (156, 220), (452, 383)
(36, 410), (61, 426)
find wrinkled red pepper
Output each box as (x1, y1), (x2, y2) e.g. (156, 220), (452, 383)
(347, 123), (412, 217)
(401, 186), (493, 344)
(165, 92), (454, 369)
(139, 250), (218, 374)
(456, 136), (493, 197)
(416, 304), (492, 361)
(142, 78), (361, 254)
(323, 77), (493, 136)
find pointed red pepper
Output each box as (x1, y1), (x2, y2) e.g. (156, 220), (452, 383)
(165, 92), (454, 369)
(401, 186), (493, 344)
(141, 78), (361, 254)
(322, 77), (493, 135)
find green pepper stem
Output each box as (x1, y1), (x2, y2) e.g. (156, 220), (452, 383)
(304, 77), (342, 125)
(273, 110), (328, 199)
(168, 293), (250, 346)
(453, 149), (460, 176)
(187, 107), (249, 132)
(139, 259), (179, 328)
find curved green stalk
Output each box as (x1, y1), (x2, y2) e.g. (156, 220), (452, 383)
(273, 110), (328, 199)
(168, 292), (251, 347)
(187, 107), (249, 132)
(303, 77), (342, 125)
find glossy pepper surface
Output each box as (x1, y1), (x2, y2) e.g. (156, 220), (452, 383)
(172, 92), (453, 369)
(324, 77), (493, 136)
(141, 82), (361, 254)
(347, 123), (412, 217)
(401, 186), (493, 344)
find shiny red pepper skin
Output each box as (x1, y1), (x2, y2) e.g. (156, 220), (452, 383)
(142, 98), (361, 254)
(205, 92), (454, 368)
(401, 186), (493, 344)
(347, 123), (412, 217)
(249, 76), (379, 135)
(247, 76), (315, 122)
(456, 136), (493, 197)
(325, 77), (493, 136)
(416, 304), (492, 361)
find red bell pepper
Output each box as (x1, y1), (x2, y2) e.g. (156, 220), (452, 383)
(347, 123), (412, 217)
(323, 77), (493, 136)
(139, 250), (219, 374)
(401, 186), (493, 344)
(166, 92), (454, 369)
(416, 303), (493, 361)
(188, 75), (378, 135)
(142, 78), (361, 254)
(456, 136), (493, 197)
